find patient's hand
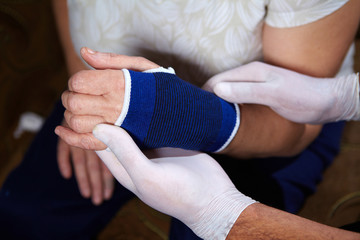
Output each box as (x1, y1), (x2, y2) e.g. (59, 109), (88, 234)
(55, 47), (159, 150)
(56, 52), (116, 205)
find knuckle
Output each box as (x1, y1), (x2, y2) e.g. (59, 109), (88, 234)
(69, 71), (86, 91)
(69, 116), (83, 133)
(109, 52), (118, 58)
(63, 112), (71, 126)
(68, 94), (82, 113)
(104, 53), (118, 65)
(135, 56), (149, 66)
(61, 92), (68, 106)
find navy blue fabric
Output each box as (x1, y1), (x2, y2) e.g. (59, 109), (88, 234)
(169, 218), (203, 240)
(0, 100), (345, 239)
(121, 70), (238, 152)
(341, 221), (360, 233)
(0, 101), (134, 240)
(216, 121), (345, 214)
(272, 121), (345, 213)
(121, 70), (157, 145)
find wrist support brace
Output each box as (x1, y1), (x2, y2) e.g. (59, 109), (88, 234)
(115, 67), (240, 152)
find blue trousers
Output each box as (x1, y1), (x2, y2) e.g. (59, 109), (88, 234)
(0, 101), (345, 239)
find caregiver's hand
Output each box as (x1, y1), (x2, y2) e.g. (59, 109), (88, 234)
(93, 124), (256, 240)
(203, 62), (360, 124)
(55, 47), (160, 150)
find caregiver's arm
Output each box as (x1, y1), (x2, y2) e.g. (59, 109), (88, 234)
(94, 124), (360, 240)
(227, 203), (360, 240)
(221, 0), (360, 158)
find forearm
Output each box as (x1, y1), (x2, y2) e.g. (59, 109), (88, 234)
(227, 203), (360, 240)
(52, 0), (81, 71)
(221, 0), (360, 159)
(221, 105), (321, 158)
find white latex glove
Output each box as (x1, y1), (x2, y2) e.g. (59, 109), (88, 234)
(203, 62), (360, 124)
(93, 124), (256, 240)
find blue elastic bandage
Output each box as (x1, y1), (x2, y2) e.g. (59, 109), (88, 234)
(115, 68), (240, 152)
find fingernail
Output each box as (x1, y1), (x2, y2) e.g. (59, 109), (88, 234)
(54, 127), (60, 135)
(86, 47), (96, 54)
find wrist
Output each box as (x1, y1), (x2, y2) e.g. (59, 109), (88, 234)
(190, 187), (256, 240)
(115, 68), (240, 152)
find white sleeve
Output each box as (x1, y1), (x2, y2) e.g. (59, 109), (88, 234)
(265, 0), (349, 28)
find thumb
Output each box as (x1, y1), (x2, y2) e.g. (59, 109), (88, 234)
(214, 81), (270, 105)
(80, 47), (160, 71)
(93, 124), (151, 176)
(96, 149), (136, 192)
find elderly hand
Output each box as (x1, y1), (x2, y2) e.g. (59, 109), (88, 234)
(57, 121), (114, 205)
(57, 53), (115, 205)
(203, 62), (360, 124)
(93, 124), (256, 240)
(55, 47), (160, 150)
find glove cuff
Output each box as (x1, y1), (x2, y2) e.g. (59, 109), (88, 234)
(190, 188), (256, 240)
(338, 72), (360, 121)
(352, 72), (360, 120)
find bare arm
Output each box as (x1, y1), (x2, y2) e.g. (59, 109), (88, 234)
(227, 203), (360, 240)
(52, 0), (84, 75)
(222, 0), (360, 158)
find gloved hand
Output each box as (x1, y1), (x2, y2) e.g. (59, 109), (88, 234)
(203, 61), (360, 124)
(93, 124), (256, 240)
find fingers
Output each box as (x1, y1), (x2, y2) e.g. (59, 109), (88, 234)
(55, 125), (107, 150)
(96, 150), (136, 192)
(56, 138), (73, 179)
(62, 91), (110, 115)
(71, 146), (91, 199)
(68, 69), (125, 95)
(57, 122), (115, 205)
(64, 110), (106, 134)
(81, 47), (160, 71)
(70, 147), (113, 205)
(85, 150), (104, 205)
(101, 161), (115, 200)
(93, 124), (151, 177)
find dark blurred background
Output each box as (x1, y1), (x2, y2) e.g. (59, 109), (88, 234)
(0, 1), (359, 239)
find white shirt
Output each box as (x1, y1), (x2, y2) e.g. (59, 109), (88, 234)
(67, 0), (353, 86)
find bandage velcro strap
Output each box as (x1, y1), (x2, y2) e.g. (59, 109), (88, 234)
(116, 68), (240, 152)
